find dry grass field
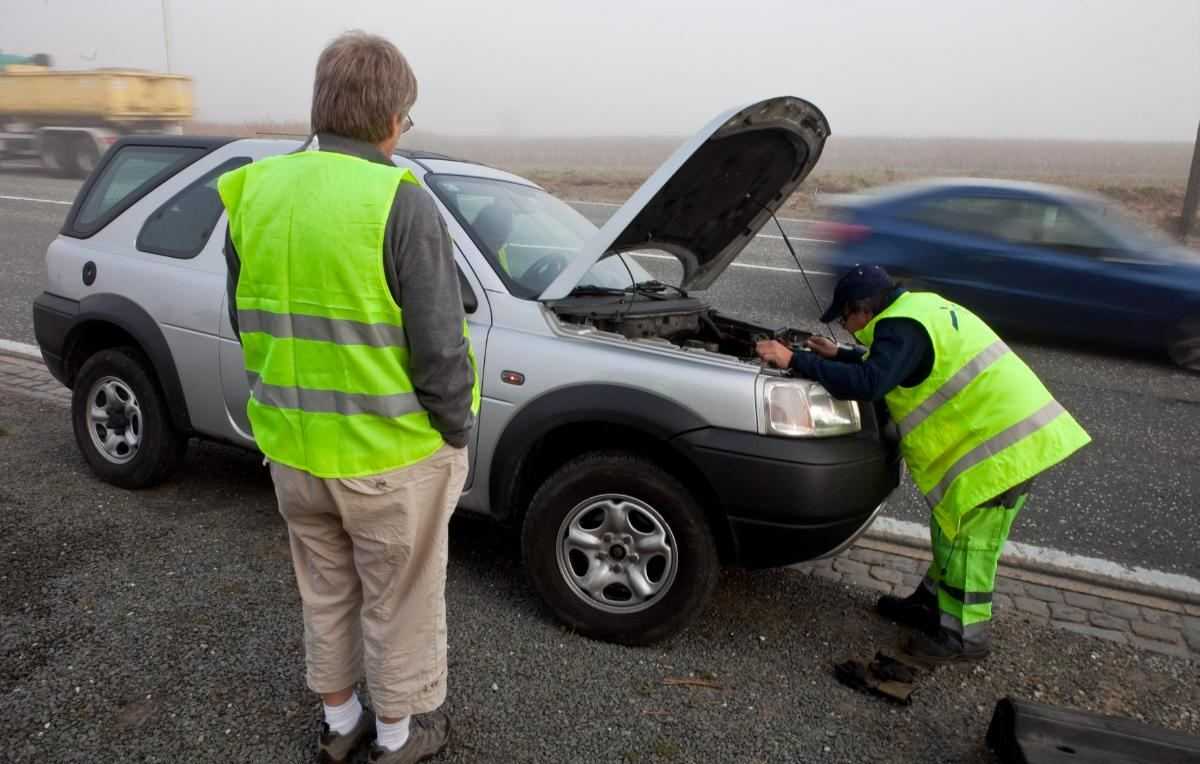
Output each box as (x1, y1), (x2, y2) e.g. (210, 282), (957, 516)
(188, 120), (1196, 235)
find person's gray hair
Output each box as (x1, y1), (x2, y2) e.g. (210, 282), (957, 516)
(310, 31), (417, 144)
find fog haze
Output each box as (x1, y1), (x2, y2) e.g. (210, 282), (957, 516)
(4, 0), (1198, 141)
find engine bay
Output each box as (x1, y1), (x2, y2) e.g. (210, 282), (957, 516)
(550, 294), (813, 362)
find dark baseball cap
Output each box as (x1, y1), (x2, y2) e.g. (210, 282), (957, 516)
(820, 264), (896, 323)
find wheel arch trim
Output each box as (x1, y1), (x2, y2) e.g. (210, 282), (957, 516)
(63, 293), (193, 433)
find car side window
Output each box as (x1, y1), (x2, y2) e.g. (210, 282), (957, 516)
(900, 196), (1027, 240)
(75, 145), (205, 231)
(901, 195), (1115, 253)
(137, 157), (252, 259)
(1033, 205), (1116, 253)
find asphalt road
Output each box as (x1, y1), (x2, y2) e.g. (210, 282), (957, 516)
(1, 170), (1198, 578)
(3, 388), (1197, 763)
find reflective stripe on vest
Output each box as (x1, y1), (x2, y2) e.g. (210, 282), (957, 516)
(924, 398), (1066, 506)
(237, 309), (409, 349)
(245, 372), (424, 419)
(896, 339), (1009, 437)
(218, 150), (477, 478)
(855, 291), (1090, 539)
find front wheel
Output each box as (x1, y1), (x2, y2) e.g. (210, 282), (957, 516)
(71, 347), (187, 488)
(1168, 318), (1200, 373)
(521, 451), (719, 645)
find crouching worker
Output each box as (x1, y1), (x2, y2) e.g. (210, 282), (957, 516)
(756, 265), (1090, 663)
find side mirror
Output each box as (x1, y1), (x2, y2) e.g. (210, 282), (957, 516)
(458, 267), (478, 315)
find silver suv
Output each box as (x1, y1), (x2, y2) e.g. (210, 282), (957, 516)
(34, 97), (901, 644)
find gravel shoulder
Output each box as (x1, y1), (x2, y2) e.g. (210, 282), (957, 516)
(1, 388), (1197, 764)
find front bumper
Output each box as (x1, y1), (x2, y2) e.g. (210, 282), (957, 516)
(672, 421), (902, 568)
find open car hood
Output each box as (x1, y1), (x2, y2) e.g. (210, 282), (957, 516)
(538, 96), (830, 300)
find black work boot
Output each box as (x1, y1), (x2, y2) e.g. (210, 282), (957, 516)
(876, 584), (938, 632)
(901, 626), (990, 664)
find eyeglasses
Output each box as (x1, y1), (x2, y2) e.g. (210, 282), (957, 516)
(400, 114), (414, 134)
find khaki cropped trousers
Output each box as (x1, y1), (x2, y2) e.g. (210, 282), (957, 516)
(269, 444), (468, 717)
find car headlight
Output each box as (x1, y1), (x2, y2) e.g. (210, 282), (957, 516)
(758, 377), (861, 438)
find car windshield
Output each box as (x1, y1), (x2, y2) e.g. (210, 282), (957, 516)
(425, 174), (651, 298)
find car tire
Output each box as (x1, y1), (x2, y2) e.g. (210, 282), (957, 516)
(54, 135), (81, 179)
(1167, 318), (1200, 373)
(39, 133), (65, 177)
(71, 346), (187, 488)
(73, 135), (101, 179)
(521, 450), (719, 645)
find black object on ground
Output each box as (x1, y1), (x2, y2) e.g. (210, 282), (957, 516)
(986, 696), (1200, 763)
(833, 652), (926, 705)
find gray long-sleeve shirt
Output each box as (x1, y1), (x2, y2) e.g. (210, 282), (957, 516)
(224, 133), (476, 448)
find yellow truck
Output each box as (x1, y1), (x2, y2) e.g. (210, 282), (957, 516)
(0, 53), (193, 178)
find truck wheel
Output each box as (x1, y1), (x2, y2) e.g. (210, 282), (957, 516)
(1168, 318), (1200, 373)
(71, 347), (187, 489)
(39, 134), (64, 176)
(522, 451), (719, 645)
(56, 135), (82, 178)
(74, 135), (101, 178)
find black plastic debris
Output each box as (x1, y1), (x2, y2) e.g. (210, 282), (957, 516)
(986, 697), (1200, 763)
(833, 651), (926, 705)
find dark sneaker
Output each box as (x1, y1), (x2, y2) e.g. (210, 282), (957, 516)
(368, 710), (451, 764)
(876, 585), (938, 632)
(318, 706), (376, 764)
(901, 626), (989, 665)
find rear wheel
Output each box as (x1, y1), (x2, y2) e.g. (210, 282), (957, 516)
(521, 451), (719, 645)
(39, 134), (63, 176)
(1168, 318), (1200, 373)
(73, 134), (100, 178)
(71, 347), (187, 488)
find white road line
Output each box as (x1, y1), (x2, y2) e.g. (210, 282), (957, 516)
(870, 516), (1200, 599)
(758, 233), (834, 244)
(0, 339), (42, 358)
(631, 252), (833, 276)
(566, 198), (822, 225)
(0, 194), (72, 206)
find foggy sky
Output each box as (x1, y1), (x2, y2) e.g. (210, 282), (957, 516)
(4, 0), (1198, 141)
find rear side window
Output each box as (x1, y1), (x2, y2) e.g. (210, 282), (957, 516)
(900, 196), (1028, 240)
(137, 157), (251, 259)
(902, 195), (1116, 252)
(73, 145), (204, 234)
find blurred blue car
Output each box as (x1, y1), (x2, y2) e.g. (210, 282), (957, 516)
(813, 179), (1200, 371)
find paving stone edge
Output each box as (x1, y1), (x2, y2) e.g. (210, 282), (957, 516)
(860, 526), (1200, 611)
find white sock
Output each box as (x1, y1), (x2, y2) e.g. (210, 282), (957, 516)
(323, 693), (363, 736)
(376, 716), (411, 752)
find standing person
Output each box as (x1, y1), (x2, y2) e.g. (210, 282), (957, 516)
(218, 31), (479, 763)
(755, 265), (1089, 663)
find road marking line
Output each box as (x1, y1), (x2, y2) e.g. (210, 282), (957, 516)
(631, 252), (833, 276)
(0, 194), (72, 206)
(758, 233), (834, 244)
(0, 339), (43, 359)
(870, 516), (1200, 599)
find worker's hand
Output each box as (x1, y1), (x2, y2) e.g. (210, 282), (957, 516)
(755, 339), (794, 369)
(806, 336), (839, 359)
